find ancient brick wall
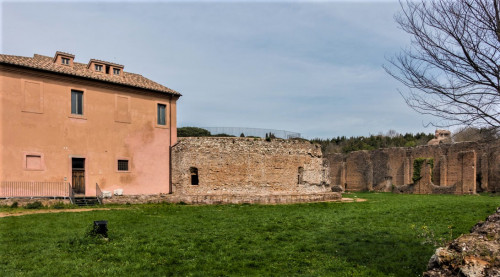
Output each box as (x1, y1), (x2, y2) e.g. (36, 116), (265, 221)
(488, 143), (500, 192)
(344, 151), (372, 191)
(327, 141), (500, 194)
(171, 137), (331, 196)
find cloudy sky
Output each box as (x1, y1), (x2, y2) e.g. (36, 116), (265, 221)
(1, 0), (438, 139)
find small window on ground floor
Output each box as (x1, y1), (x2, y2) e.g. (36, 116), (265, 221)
(118, 160), (129, 171)
(298, 167), (304, 184)
(190, 167), (199, 185)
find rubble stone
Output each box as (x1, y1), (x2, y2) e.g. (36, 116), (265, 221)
(423, 207), (500, 277)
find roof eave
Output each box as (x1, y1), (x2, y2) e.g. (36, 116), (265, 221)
(0, 61), (182, 97)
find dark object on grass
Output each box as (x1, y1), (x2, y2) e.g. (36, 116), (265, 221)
(91, 220), (108, 238)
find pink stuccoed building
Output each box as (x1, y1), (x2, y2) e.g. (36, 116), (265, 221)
(0, 51), (181, 198)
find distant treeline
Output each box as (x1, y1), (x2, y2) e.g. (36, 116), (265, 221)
(179, 127), (435, 154)
(178, 127), (277, 139)
(310, 131), (435, 154)
(177, 127), (259, 138)
(178, 127), (234, 137)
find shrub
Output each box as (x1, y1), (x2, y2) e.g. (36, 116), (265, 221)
(10, 202), (18, 208)
(265, 132), (275, 142)
(52, 202), (65, 209)
(25, 201), (44, 209)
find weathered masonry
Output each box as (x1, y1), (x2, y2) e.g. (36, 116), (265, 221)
(326, 141), (500, 194)
(0, 52), (180, 198)
(171, 137), (340, 204)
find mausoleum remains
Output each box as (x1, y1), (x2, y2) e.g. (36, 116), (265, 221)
(171, 137), (340, 204)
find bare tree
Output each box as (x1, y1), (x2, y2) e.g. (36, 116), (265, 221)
(453, 126), (499, 142)
(385, 0), (500, 130)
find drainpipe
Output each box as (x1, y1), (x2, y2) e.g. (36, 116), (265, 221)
(169, 95), (173, 194)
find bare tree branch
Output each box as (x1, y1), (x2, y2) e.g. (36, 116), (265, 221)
(384, 0), (500, 130)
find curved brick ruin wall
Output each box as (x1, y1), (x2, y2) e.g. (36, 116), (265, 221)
(171, 137), (331, 196)
(327, 141), (500, 194)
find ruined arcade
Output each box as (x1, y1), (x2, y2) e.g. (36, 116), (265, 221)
(327, 140), (500, 194)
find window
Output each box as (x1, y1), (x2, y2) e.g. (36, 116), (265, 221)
(157, 104), (166, 125)
(190, 167), (199, 185)
(118, 160), (129, 171)
(298, 167), (304, 184)
(95, 64), (103, 72)
(71, 90), (83, 115)
(61, 57), (70, 65)
(72, 158), (85, 170)
(113, 68), (120, 75)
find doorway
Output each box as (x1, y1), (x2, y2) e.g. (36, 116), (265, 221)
(72, 158), (85, 194)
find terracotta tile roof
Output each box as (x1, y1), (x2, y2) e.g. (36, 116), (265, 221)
(87, 58), (123, 69)
(0, 53), (181, 96)
(54, 51), (75, 59)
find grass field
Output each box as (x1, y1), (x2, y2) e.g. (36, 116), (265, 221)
(1, 193), (498, 276)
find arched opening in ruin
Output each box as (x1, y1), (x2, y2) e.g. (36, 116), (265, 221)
(476, 173), (482, 192)
(298, 167), (304, 185)
(190, 167), (199, 185)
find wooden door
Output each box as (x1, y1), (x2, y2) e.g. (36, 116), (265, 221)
(72, 170), (85, 194)
(72, 158), (85, 194)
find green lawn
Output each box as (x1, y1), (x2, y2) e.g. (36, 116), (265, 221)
(1, 193), (498, 276)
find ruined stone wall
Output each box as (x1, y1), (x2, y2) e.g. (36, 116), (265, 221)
(487, 143), (500, 192)
(172, 137), (331, 196)
(327, 141), (500, 194)
(344, 151), (372, 191)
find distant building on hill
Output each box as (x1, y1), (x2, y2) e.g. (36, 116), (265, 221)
(427, 129), (452, 145)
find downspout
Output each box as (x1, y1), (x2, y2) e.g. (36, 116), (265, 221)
(169, 94), (173, 194)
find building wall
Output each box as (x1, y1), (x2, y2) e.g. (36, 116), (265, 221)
(326, 141), (500, 194)
(0, 66), (178, 196)
(171, 137), (331, 195)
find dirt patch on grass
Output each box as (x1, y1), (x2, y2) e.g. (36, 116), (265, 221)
(340, 197), (367, 202)
(0, 208), (122, 218)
